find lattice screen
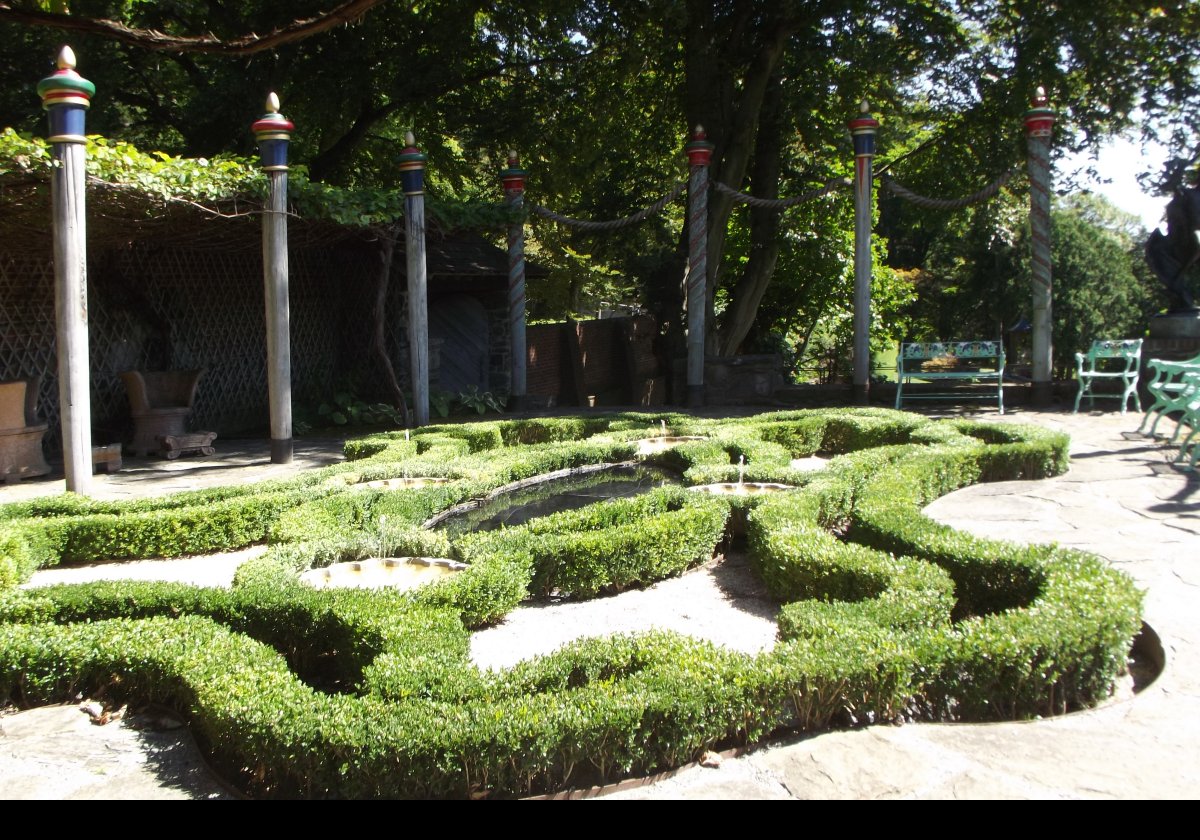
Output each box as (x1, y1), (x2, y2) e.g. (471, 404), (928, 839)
(0, 253), (59, 438)
(0, 242), (366, 454)
(0, 232), (515, 458)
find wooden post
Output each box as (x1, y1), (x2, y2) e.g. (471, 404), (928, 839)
(500, 152), (529, 410)
(252, 93), (294, 463)
(38, 46), (94, 493)
(1025, 87), (1056, 406)
(849, 100), (880, 406)
(685, 126), (714, 408)
(399, 133), (430, 426)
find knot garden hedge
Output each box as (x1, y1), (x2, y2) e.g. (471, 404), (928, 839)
(0, 409), (1142, 798)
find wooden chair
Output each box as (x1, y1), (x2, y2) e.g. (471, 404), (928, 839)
(120, 369), (205, 457)
(1073, 339), (1142, 414)
(0, 376), (50, 483)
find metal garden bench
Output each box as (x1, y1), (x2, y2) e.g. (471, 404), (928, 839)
(1138, 351), (1200, 437)
(895, 341), (1005, 413)
(1163, 372), (1200, 471)
(1073, 339), (1142, 414)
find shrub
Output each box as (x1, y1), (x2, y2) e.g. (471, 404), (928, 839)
(0, 408), (1143, 798)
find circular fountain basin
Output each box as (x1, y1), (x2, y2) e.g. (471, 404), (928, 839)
(363, 477), (451, 490)
(300, 557), (466, 591)
(689, 482), (794, 496)
(635, 436), (706, 455)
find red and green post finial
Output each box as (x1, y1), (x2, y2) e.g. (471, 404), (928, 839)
(252, 93), (294, 171)
(848, 100), (880, 157)
(500, 150), (528, 195)
(685, 125), (714, 167)
(37, 46), (95, 144)
(398, 131), (428, 196)
(1024, 86), (1055, 138)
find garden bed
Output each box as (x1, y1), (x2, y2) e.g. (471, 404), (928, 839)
(0, 409), (1141, 798)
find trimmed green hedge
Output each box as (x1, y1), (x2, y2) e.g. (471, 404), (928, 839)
(0, 409), (1143, 798)
(458, 487), (729, 598)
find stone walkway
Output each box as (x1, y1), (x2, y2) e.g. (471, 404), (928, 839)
(2, 410), (1197, 799)
(0, 437), (346, 504)
(605, 409), (1200, 799)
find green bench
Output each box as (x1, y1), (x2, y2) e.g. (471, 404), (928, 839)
(895, 341), (1005, 414)
(1164, 372), (1200, 471)
(1138, 351), (1200, 437)
(1073, 339), (1142, 414)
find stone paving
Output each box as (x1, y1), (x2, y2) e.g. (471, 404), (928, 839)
(606, 408), (1200, 799)
(2, 410), (1198, 799)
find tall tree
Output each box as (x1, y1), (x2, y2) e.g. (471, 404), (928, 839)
(3, 0), (1197, 373)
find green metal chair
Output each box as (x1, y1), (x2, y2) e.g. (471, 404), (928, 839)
(1073, 339), (1143, 414)
(1138, 352), (1200, 436)
(1167, 372), (1200, 471)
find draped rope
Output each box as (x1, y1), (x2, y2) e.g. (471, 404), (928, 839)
(880, 167), (1019, 210)
(711, 177), (851, 209)
(530, 180), (686, 231)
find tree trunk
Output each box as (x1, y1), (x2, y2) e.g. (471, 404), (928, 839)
(718, 71), (785, 356)
(370, 229), (410, 419)
(683, 2), (796, 354)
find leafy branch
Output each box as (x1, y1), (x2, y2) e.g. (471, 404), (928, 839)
(0, 128), (521, 230)
(0, 0), (389, 55)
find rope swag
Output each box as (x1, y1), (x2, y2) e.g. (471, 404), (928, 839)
(880, 167), (1020, 210)
(531, 180), (686, 231)
(712, 177), (852, 209)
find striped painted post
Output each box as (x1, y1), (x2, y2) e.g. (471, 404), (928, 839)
(1025, 88), (1056, 406)
(252, 93), (294, 464)
(849, 100), (880, 406)
(38, 46), (94, 493)
(399, 132), (430, 426)
(500, 152), (529, 409)
(685, 126), (714, 408)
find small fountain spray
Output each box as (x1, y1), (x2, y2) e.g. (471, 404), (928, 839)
(738, 455), (746, 489)
(660, 419), (668, 438)
(405, 429), (410, 442)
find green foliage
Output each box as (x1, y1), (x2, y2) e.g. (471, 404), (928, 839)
(0, 128), (513, 232)
(903, 192), (1159, 375)
(459, 487), (729, 598)
(314, 390), (404, 428)
(429, 387), (507, 418)
(0, 409), (1142, 798)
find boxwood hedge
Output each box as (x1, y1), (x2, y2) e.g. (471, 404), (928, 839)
(0, 410), (1142, 798)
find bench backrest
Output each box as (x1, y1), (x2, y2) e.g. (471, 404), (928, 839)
(900, 341), (1004, 363)
(901, 341), (1003, 360)
(0, 377), (43, 431)
(120, 369), (204, 413)
(1086, 339), (1142, 360)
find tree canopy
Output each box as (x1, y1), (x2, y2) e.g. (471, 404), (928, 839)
(1, 0), (1196, 377)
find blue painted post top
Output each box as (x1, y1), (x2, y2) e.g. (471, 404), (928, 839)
(398, 132), (428, 195)
(684, 125), (714, 166)
(499, 151), (528, 195)
(1024, 87), (1056, 138)
(252, 93), (294, 171)
(37, 46), (94, 144)
(848, 100), (879, 157)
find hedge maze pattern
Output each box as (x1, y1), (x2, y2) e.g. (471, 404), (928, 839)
(0, 409), (1142, 798)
